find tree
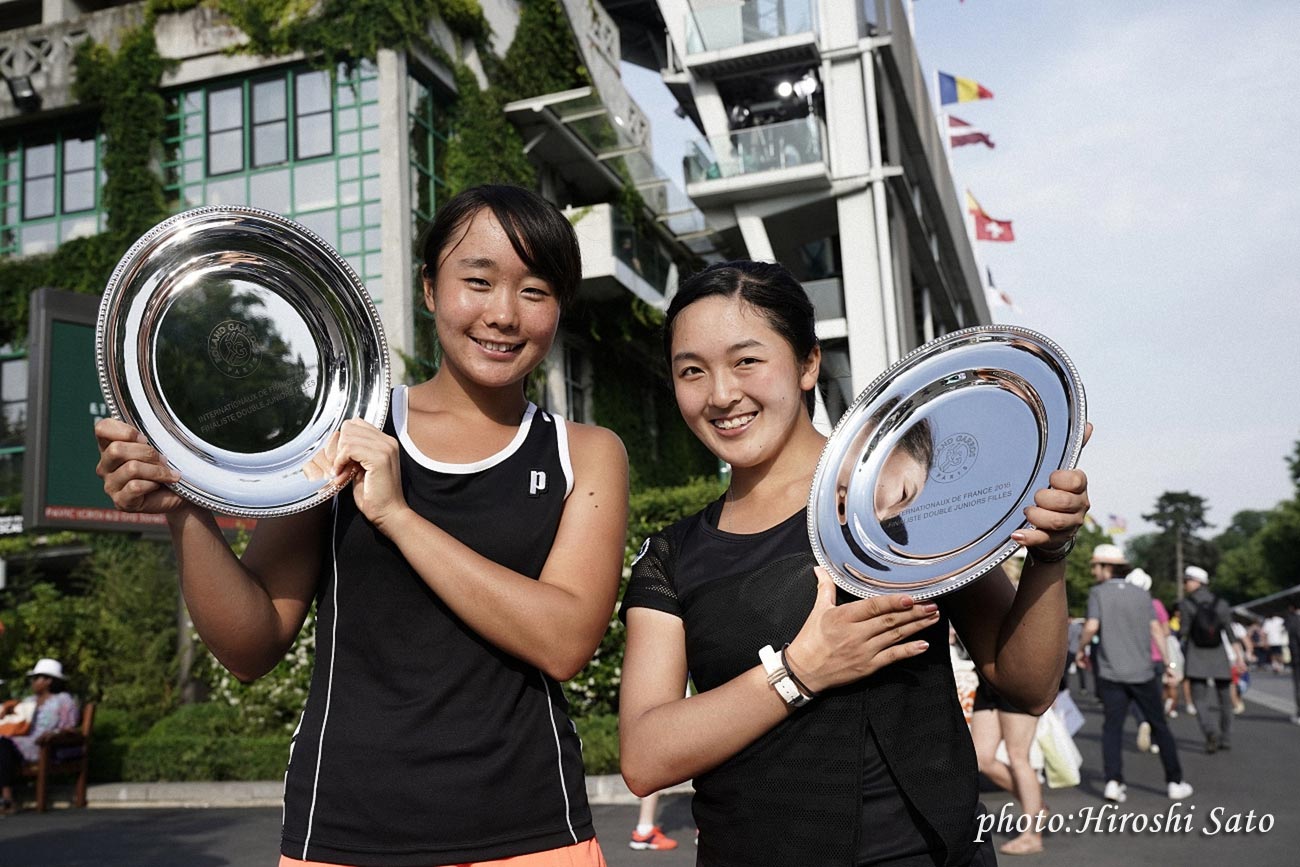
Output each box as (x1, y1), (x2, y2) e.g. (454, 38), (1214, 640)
(1215, 510), (1270, 555)
(1142, 491), (1212, 602)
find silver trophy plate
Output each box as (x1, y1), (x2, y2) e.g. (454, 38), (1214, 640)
(96, 206), (390, 518)
(808, 326), (1085, 599)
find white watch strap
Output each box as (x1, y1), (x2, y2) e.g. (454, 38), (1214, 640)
(759, 644), (807, 707)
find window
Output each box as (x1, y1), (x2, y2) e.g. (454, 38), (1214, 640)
(251, 77), (288, 167)
(165, 62), (381, 295)
(564, 345), (589, 423)
(1, 128), (104, 257)
(0, 347), (26, 509)
(22, 142), (55, 219)
(204, 69), (335, 177)
(295, 70), (333, 160)
(407, 73), (451, 227)
(207, 85), (244, 175)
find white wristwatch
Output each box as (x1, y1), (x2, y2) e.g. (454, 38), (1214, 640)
(759, 644), (809, 707)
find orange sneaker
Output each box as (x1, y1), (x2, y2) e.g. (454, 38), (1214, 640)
(629, 826), (679, 851)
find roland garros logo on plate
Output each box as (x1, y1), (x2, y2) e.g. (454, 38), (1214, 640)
(930, 432), (978, 483)
(207, 319), (262, 378)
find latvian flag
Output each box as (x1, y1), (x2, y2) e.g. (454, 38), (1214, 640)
(948, 116), (994, 149)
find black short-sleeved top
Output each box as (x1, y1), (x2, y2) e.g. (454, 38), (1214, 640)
(281, 386), (592, 866)
(622, 497), (979, 867)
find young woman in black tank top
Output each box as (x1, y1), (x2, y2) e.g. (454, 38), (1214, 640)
(619, 261), (1092, 866)
(96, 186), (628, 866)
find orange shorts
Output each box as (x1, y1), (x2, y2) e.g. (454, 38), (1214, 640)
(278, 837), (607, 867)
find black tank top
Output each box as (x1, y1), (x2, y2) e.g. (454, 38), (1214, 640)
(281, 386), (593, 865)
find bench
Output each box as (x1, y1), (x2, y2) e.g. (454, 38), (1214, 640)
(18, 702), (95, 812)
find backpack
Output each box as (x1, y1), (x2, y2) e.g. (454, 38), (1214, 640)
(1189, 597), (1221, 648)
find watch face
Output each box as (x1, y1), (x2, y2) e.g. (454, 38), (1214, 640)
(97, 206), (390, 518)
(808, 326), (1086, 599)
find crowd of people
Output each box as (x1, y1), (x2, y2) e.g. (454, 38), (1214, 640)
(0, 182), (1274, 865)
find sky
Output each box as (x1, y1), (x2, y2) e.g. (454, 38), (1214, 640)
(622, 1), (1300, 540)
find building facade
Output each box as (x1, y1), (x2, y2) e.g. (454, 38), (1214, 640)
(0, 0), (719, 530)
(604, 0), (990, 426)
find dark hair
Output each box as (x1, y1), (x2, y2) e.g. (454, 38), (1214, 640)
(664, 260), (820, 416)
(420, 184), (581, 310)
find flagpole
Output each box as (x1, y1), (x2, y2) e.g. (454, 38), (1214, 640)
(965, 191), (992, 326)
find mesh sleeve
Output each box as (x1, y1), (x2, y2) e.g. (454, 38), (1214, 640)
(619, 532), (681, 623)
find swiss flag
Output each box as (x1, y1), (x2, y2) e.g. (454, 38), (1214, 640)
(965, 191), (1015, 242)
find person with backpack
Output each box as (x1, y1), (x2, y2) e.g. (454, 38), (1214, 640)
(1178, 565), (1234, 753)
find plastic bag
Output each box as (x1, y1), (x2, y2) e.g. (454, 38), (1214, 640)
(1036, 706), (1082, 789)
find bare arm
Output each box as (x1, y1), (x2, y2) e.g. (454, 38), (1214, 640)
(948, 467), (1090, 715)
(167, 504), (326, 680)
(331, 418), (629, 681)
(96, 417), (324, 681)
(1077, 617), (1100, 657)
(1150, 618), (1166, 654)
(620, 568), (938, 796)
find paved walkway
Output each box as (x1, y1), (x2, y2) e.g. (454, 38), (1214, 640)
(2, 673), (1298, 865)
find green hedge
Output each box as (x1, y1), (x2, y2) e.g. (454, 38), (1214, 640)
(575, 713), (618, 775)
(122, 735), (288, 781)
(87, 702), (289, 783)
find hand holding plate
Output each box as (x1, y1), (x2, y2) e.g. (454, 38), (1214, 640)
(1012, 467), (1090, 551)
(94, 417), (186, 514)
(331, 419), (408, 530)
(785, 567), (939, 695)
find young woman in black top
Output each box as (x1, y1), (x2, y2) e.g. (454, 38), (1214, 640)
(96, 185), (628, 866)
(619, 261), (1090, 866)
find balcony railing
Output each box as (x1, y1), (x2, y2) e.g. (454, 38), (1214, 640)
(685, 115), (824, 183)
(612, 207), (672, 297)
(685, 0), (817, 54)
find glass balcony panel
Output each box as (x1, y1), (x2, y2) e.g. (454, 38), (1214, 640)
(686, 0), (817, 54)
(612, 208), (672, 296)
(684, 115), (823, 182)
(803, 276), (845, 321)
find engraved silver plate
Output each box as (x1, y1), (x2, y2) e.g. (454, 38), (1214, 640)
(808, 326), (1086, 599)
(96, 206), (390, 518)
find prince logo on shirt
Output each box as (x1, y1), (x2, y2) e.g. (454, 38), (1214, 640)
(529, 470), (548, 497)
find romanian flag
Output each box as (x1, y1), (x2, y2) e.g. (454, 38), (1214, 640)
(966, 191), (1015, 242)
(948, 115), (994, 149)
(938, 72), (993, 105)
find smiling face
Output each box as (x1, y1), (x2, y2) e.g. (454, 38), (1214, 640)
(423, 208), (560, 391)
(669, 294), (820, 471)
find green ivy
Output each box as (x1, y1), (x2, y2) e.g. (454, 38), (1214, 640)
(73, 29), (170, 246)
(444, 64), (535, 194)
(497, 0), (588, 102)
(218, 0), (488, 66)
(0, 29), (168, 345)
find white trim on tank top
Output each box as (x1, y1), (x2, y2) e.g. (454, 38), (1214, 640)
(549, 413), (575, 498)
(393, 384), (538, 474)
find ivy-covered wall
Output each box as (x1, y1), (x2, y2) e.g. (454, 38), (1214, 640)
(574, 297), (718, 488)
(0, 26), (168, 346)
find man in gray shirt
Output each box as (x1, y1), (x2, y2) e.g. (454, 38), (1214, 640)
(1076, 544), (1192, 803)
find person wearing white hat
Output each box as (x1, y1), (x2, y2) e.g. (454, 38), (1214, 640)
(1178, 565), (1234, 753)
(0, 658), (79, 813)
(1125, 568), (1173, 752)
(1077, 545), (1193, 803)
